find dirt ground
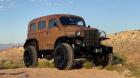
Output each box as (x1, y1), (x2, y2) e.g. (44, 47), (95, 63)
(0, 68), (134, 78)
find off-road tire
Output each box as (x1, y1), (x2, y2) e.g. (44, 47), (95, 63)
(54, 43), (74, 70)
(103, 53), (113, 66)
(93, 53), (113, 67)
(24, 46), (38, 67)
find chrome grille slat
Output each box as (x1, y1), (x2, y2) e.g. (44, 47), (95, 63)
(84, 30), (99, 46)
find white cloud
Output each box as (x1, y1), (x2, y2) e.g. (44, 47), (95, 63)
(0, 0), (4, 2)
(0, 5), (4, 8)
(30, 0), (48, 2)
(0, 0), (74, 10)
(69, 1), (73, 4)
(29, 0), (74, 7)
(0, 0), (11, 2)
(0, 0), (16, 9)
(7, 3), (16, 8)
(30, 0), (35, 2)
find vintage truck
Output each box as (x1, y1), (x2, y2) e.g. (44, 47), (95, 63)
(23, 14), (113, 70)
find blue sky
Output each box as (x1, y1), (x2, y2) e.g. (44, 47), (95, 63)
(0, 0), (140, 44)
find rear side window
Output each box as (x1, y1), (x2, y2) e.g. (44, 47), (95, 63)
(48, 19), (58, 29)
(30, 23), (36, 31)
(38, 21), (46, 29)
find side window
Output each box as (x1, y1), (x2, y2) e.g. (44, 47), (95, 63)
(48, 19), (58, 29)
(30, 23), (36, 31)
(38, 21), (46, 29)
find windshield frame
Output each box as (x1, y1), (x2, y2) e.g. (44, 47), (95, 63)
(59, 16), (86, 27)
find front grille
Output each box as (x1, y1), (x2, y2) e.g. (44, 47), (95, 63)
(84, 30), (100, 47)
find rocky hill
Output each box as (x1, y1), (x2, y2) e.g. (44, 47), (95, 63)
(104, 30), (140, 65)
(0, 47), (24, 64)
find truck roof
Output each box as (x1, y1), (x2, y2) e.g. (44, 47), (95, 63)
(29, 14), (83, 24)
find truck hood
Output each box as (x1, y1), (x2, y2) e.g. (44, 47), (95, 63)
(63, 25), (98, 31)
(63, 25), (98, 36)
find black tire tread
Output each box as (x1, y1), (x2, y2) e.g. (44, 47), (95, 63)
(24, 46), (38, 67)
(54, 43), (74, 70)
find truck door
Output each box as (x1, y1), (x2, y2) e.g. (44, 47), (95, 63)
(37, 20), (47, 50)
(46, 18), (60, 49)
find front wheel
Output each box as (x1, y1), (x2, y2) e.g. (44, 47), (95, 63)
(93, 53), (113, 67)
(54, 43), (74, 70)
(24, 46), (38, 67)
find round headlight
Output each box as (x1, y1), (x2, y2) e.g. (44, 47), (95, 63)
(76, 31), (81, 36)
(99, 30), (106, 38)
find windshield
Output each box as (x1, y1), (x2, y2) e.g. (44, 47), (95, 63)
(60, 16), (86, 26)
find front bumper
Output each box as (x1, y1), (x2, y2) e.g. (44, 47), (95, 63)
(81, 46), (113, 55)
(96, 46), (113, 54)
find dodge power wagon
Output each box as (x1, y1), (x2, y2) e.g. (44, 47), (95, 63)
(23, 14), (113, 70)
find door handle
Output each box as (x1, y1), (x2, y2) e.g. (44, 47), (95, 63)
(46, 32), (49, 34)
(47, 31), (51, 35)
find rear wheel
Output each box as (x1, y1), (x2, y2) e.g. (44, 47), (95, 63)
(24, 46), (38, 67)
(54, 43), (74, 70)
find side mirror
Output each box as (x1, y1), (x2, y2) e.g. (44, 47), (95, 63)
(88, 25), (90, 28)
(99, 30), (109, 41)
(53, 23), (57, 26)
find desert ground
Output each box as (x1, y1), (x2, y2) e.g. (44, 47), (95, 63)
(0, 68), (133, 78)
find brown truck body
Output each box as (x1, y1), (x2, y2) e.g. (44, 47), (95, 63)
(23, 14), (113, 70)
(26, 14), (97, 50)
